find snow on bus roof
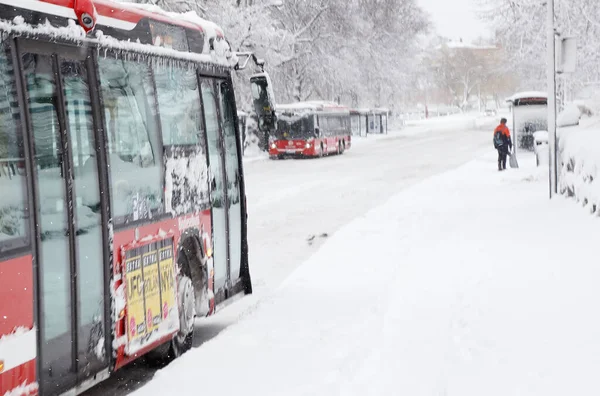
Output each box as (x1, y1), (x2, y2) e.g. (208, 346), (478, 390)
(117, 2), (225, 38)
(506, 91), (548, 103)
(0, 0), (236, 67)
(276, 101), (350, 114)
(373, 107), (390, 113)
(350, 108), (389, 115)
(114, 3), (232, 63)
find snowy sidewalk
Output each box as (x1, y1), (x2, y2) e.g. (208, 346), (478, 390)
(132, 152), (599, 396)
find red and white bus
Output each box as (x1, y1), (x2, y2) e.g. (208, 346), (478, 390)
(0, 1), (261, 395)
(268, 101), (351, 159)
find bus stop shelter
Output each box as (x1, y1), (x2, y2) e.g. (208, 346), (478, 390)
(506, 91), (548, 152)
(350, 108), (390, 136)
(367, 108), (389, 135)
(350, 109), (369, 137)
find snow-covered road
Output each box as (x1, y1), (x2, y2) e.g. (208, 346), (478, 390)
(128, 148), (598, 396)
(245, 123), (491, 293)
(83, 118), (492, 395)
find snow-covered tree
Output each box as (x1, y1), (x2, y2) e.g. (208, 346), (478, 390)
(119, 0), (430, 110)
(477, 0), (600, 101)
(426, 41), (511, 110)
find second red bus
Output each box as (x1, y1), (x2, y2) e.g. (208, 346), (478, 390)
(269, 101), (351, 159)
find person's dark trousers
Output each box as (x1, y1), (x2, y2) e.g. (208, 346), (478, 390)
(497, 148), (508, 170)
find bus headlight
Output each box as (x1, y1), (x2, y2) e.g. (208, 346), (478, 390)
(271, 143), (276, 149)
(305, 143), (311, 149)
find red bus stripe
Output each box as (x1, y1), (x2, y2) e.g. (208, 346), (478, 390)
(0, 255), (33, 335)
(0, 359), (37, 396)
(38, 0), (206, 32)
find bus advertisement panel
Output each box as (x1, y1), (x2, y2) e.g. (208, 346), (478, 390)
(123, 237), (179, 356)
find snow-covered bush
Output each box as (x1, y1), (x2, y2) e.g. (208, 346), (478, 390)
(557, 104), (582, 127)
(558, 119), (600, 215)
(242, 115), (268, 157)
(243, 129), (263, 157)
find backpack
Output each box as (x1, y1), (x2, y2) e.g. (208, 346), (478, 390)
(493, 130), (504, 149)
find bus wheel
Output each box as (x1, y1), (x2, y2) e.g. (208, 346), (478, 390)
(172, 275), (195, 357)
(145, 274), (194, 365)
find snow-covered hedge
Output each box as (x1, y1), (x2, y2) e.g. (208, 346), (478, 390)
(558, 118), (600, 215)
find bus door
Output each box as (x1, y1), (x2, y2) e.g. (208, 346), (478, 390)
(18, 40), (109, 394)
(319, 116), (334, 153)
(201, 77), (246, 298)
(200, 79), (229, 294)
(217, 80), (243, 287)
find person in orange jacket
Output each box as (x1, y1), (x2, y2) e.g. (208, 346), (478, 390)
(493, 118), (512, 171)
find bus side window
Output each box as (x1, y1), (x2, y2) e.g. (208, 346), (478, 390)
(97, 57), (163, 224)
(327, 117), (333, 136)
(335, 116), (342, 132)
(154, 62), (203, 146)
(320, 117), (327, 136)
(201, 80), (224, 206)
(153, 60), (210, 215)
(0, 41), (29, 251)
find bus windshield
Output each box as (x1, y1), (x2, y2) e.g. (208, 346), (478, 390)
(275, 115), (314, 140)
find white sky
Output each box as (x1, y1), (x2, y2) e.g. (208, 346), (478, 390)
(417, 0), (491, 43)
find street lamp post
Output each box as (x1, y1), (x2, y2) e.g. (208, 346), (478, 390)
(547, 0), (558, 198)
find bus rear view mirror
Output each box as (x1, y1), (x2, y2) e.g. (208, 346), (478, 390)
(250, 72), (276, 132)
(74, 0), (98, 33)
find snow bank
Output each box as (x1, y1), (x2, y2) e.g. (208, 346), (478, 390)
(241, 117), (267, 161)
(404, 112), (497, 133)
(242, 143), (268, 163)
(558, 117), (600, 214)
(557, 103), (581, 127)
(130, 150), (600, 396)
